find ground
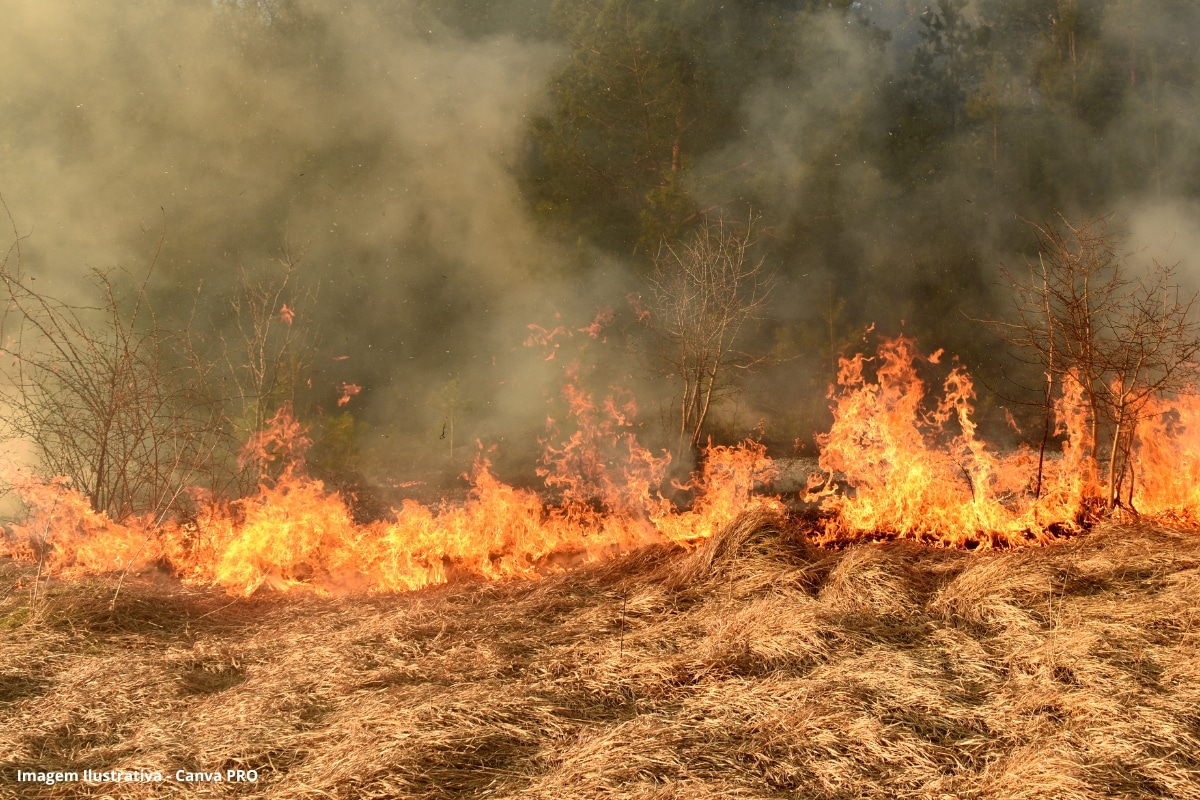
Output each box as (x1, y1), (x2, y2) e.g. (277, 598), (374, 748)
(1, 514), (1199, 799)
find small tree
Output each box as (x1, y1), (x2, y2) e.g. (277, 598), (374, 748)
(0, 215), (224, 520)
(646, 216), (774, 460)
(995, 214), (1200, 509)
(215, 243), (317, 492)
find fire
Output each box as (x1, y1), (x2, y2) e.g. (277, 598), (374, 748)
(578, 308), (615, 340)
(4, 476), (160, 578)
(655, 440), (782, 543)
(336, 382), (362, 408)
(7, 331), (1200, 596)
(806, 336), (1055, 547)
(1130, 391), (1200, 523)
(3, 394), (779, 596)
(537, 363), (670, 525)
(807, 336), (1200, 546)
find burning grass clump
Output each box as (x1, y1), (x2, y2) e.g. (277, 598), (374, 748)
(3, 512), (1200, 799)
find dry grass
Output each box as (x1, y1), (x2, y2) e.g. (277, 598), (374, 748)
(2, 512), (1199, 798)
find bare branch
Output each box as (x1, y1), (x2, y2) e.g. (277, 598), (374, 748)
(646, 214), (774, 459)
(992, 214), (1200, 510)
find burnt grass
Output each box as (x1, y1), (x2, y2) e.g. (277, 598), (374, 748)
(2, 514), (1199, 799)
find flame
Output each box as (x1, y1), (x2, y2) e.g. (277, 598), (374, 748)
(337, 382), (362, 408)
(9, 333), (1200, 597)
(805, 336), (1200, 546)
(655, 440), (782, 543)
(4, 393), (781, 596)
(1047, 369), (1102, 519)
(1130, 391), (1200, 523)
(4, 476), (161, 578)
(578, 307), (614, 340)
(626, 292), (650, 323)
(807, 337), (1081, 547)
(537, 364), (669, 522)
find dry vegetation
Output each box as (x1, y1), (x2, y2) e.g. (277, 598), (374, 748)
(2, 513), (1199, 799)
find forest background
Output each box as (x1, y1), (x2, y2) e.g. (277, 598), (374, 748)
(2, 0), (1198, 509)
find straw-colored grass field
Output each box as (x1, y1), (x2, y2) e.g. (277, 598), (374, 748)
(2, 513), (1199, 798)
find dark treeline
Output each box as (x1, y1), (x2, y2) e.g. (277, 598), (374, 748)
(2, 0), (1199, 497)
(528, 0), (1200, 454)
(523, 0), (1200, 372)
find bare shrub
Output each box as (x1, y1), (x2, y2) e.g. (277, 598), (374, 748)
(0, 216), (223, 521)
(647, 216), (774, 460)
(995, 214), (1200, 509)
(0, 200), (315, 518)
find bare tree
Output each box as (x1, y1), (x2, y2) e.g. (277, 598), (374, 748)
(995, 214), (1200, 509)
(0, 205), (225, 520)
(646, 216), (774, 460)
(0, 199), (316, 518)
(214, 244), (317, 490)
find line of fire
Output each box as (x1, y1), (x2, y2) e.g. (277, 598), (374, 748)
(5, 306), (1200, 596)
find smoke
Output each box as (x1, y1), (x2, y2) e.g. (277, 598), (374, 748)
(0, 0), (604, 483)
(3, 2), (553, 275)
(687, 0), (1200, 433)
(3, 0), (1198, 486)
(1125, 201), (1200, 292)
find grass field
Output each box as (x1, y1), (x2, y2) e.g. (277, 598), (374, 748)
(2, 513), (1199, 799)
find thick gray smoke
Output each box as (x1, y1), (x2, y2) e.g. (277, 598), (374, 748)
(0, 0), (604, 485)
(689, 1), (1200, 436)
(4, 0), (1199, 488)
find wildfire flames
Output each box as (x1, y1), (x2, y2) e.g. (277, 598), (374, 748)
(806, 337), (1200, 544)
(5, 335), (1200, 595)
(1, 363), (780, 596)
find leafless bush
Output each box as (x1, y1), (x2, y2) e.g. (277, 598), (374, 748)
(0, 200), (316, 518)
(0, 219), (224, 521)
(995, 214), (1200, 508)
(647, 216), (774, 460)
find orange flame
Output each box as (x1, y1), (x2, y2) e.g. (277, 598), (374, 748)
(808, 337), (1074, 547)
(5, 476), (160, 578)
(4, 391), (783, 596)
(337, 382), (362, 408)
(578, 308), (614, 340)
(10, 333), (1200, 597)
(1130, 391), (1200, 523)
(805, 336), (1200, 545)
